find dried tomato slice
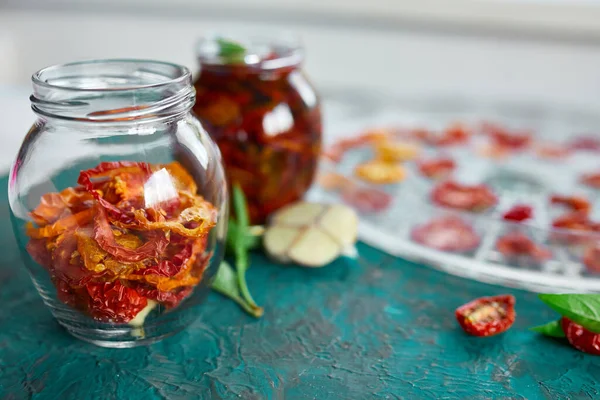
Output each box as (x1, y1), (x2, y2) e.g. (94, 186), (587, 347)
(561, 317), (600, 355)
(86, 280), (148, 323)
(502, 204), (533, 222)
(411, 216), (480, 252)
(431, 181), (498, 212)
(550, 195), (591, 214)
(455, 295), (516, 337)
(496, 231), (551, 261)
(414, 124), (470, 147)
(53, 232), (96, 285)
(354, 160), (406, 185)
(323, 131), (391, 163)
(482, 123), (532, 151)
(583, 243), (600, 273)
(535, 144), (571, 159)
(569, 136), (600, 152)
(581, 172), (600, 189)
(94, 206), (169, 262)
(552, 211), (599, 232)
(130, 282), (193, 308)
(417, 157), (456, 179)
(341, 186), (392, 213)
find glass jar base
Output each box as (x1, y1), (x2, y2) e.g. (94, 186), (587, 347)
(64, 326), (181, 348)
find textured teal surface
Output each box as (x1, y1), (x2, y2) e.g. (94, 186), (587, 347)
(1, 174), (600, 400)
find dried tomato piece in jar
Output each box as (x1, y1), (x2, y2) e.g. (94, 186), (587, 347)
(496, 231), (551, 262)
(341, 186), (392, 213)
(561, 317), (600, 355)
(455, 295), (516, 337)
(550, 195), (592, 215)
(85, 280), (148, 324)
(581, 172), (600, 189)
(411, 216), (480, 252)
(417, 157), (456, 180)
(502, 204), (533, 222)
(431, 181), (498, 212)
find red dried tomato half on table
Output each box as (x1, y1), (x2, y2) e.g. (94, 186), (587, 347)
(431, 181), (498, 212)
(417, 157), (456, 180)
(495, 231), (551, 262)
(550, 194), (592, 215)
(502, 204), (533, 222)
(25, 161), (217, 324)
(455, 295), (516, 337)
(411, 216), (480, 252)
(561, 317), (600, 355)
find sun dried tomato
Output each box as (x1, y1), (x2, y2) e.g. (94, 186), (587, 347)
(482, 123), (532, 151)
(583, 243), (600, 273)
(316, 172), (353, 191)
(86, 280), (148, 323)
(411, 216), (480, 252)
(431, 181), (497, 212)
(502, 204), (533, 222)
(552, 211), (599, 232)
(26, 161), (217, 323)
(415, 124), (470, 147)
(354, 160), (406, 185)
(341, 186), (392, 213)
(94, 206), (169, 262)
(417, 157), (456, 179)
(570, 136), (600, 152)
(551, 195), (591, 214)
(323, 131), (391, 163)
(581, 172), (600, 189)
(496, 231), (551, 261)
(374, 141), (420, 163)
(535, 144), (571, 159)
(561, 317), (600, 355)
(455, 295), (516, 337)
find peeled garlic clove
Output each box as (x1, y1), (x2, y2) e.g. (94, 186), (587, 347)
(263, 225), (300, 263)
(273, 202), (325, 227)
(318, 204), (358, 248)
(287, 227), (340, 267)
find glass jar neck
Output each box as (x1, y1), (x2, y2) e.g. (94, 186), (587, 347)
(31, 60), (195, 125)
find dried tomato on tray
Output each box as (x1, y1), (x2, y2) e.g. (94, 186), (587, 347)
(417, 157), (456, 180)
(495, 231), (551, 262)
(455, 295), (516, 337)
(581, 172), (600, 189)
(411, 216), (480, 252)
(431, 181), (498, 212)
(550, 195), (592, 214)
(502, 204), (533, 222)
(25, 161), (217, 324)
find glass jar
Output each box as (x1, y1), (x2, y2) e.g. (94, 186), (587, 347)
(193, 33), (322, 223)
(8, 60), (228, 348)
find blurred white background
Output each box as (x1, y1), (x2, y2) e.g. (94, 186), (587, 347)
(0, 0), (599, 170)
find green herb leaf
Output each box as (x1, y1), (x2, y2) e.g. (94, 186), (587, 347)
(232, 183), (250, 233)
(530, 319), (565, 338)
(216, 38), (246, 62)
(538, 294), (600, 333)
(212, 261), (263, 318)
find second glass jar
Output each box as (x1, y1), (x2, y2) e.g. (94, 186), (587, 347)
(193, 33), (322, 224)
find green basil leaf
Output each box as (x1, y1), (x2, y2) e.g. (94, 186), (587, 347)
(212, 261), (241, 298)
(538, 294), (600, 334)
(232, 183), (250, 232)
(216, 38), (246, 58)
(245, 233), (262, 250)
(530, 319), (565, 338)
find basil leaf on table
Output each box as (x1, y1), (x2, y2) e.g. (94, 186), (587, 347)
(230, 183), (263, 314)
(212, 261), (262, 317)
(530, 319), (565, 338)
(538, 294), (600, 334)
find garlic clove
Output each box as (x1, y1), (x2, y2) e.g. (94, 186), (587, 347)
(288, 227), (340, 267)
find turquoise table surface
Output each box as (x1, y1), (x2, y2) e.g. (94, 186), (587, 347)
(1, 173), (599, 400)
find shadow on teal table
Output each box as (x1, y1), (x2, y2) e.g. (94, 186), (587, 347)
(1, 176), (599, 400)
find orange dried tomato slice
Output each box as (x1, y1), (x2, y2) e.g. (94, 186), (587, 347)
(354, 160), (406, 185)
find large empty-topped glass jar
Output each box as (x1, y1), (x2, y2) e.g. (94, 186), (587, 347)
(193, 32), (322, 223)
(8, 60), (228, 347)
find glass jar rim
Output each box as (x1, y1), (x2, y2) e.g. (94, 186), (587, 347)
(32, 59), (191, 93)
(196, 31), (304, 70)
(30, 59), (195, 123)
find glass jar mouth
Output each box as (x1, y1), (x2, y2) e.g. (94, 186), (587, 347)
(30, 59), (195, 123)
(32, 59), (191, 92)
(196, 31), (303, 70)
